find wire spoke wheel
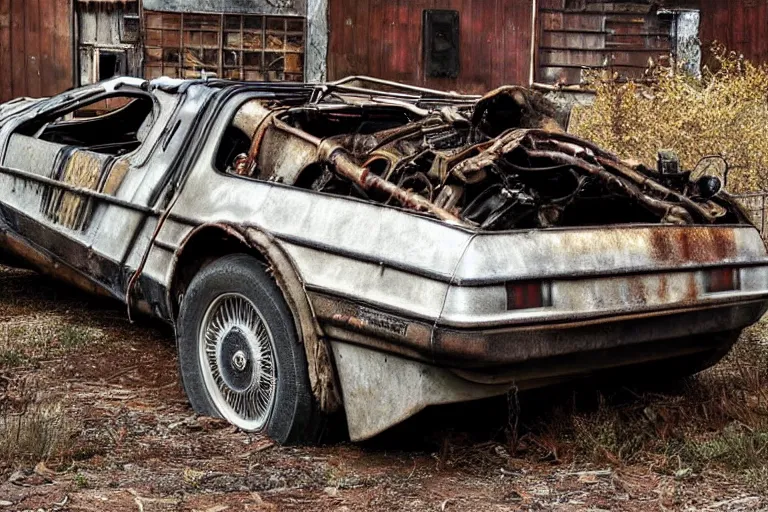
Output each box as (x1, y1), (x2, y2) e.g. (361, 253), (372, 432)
(199, 293), (277, 431)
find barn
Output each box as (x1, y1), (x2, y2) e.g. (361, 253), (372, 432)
(0, 0), (764, 101)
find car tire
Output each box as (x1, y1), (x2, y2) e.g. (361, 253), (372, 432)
(176, 253), (323, 445)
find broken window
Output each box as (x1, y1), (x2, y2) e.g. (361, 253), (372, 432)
(144, 12), (306, 81)
(98, 50), (128, 81)
(77, 1), (141, 86)
(121, 12), (141, 44)
(17, 94), (155, 156)
(423, 10), (460, 79)
(214, 98), (413, 186)
(210, 79), (744, 230)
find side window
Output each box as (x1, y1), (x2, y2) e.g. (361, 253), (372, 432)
(18, 94), (155, 156)
(213, 99), (318, 186)
(214, 101), (257, 175)
(6, 93), (155, 231)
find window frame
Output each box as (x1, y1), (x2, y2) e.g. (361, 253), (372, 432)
(14, 89), (161, 163)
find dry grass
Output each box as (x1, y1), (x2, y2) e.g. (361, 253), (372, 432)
(0, 320), (102, 370)
(557, 51), (768, 490)
(513, 319), (768, 493)
(571, 45), (768, 193)
(0, 378), (80, 473)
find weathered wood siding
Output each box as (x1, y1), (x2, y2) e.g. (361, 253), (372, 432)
(328, 0), (534, 94)
(0, 0), (74, 102)
(78, 2), (142, 85)
(537, 0), (674, 85)
(699, 0), (768, 66)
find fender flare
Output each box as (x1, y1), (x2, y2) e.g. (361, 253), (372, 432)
(169, 222), (342, 414)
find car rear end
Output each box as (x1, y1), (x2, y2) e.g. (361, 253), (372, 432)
(433, 224), (768, 385)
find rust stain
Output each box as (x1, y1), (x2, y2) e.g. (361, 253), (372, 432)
(658, 275), (669, 302)
(650, 228), (738, 265)
(0, 231), (110, 298)
(686, 273), (699, 302)
(332, 313), (368, 330)
(626, 276), (648, 306)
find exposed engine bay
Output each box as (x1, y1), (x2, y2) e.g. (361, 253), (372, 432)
(220, 79), (743, 230)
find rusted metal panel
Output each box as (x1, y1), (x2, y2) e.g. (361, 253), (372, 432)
(0, 0), (74, 102)
(328, 0), (533, 93)
(537, 0), (674, 85)
(699, 0), (768, 66)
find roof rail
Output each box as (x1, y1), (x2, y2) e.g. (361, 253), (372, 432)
(326, 76), (481, 101)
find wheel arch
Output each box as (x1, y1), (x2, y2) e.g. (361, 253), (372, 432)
(169, 222), (342, 414)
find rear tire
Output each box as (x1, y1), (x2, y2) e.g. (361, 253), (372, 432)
(176, 253), (324, 445)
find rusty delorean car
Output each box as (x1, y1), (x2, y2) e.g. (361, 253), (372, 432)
(0, 76), (767, 444)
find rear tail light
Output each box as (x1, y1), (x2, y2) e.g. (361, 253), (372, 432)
(704, 268), (740, 294)
(506, 281), (552, 310)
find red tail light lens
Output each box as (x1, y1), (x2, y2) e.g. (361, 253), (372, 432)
(506, 281), (552, 310)
(705, 268), (740, 294)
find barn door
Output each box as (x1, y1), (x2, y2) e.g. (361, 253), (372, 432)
(0, 0), (75, 102)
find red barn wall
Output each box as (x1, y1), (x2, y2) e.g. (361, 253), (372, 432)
(0, 0), (74, 102)
(328, 0), (534, 94)
(699, 0), (768, 66)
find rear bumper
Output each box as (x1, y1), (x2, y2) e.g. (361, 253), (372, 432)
(323, 292), (768, 442)
(314, 292), (768, 373)
(433, 298), (768, 368)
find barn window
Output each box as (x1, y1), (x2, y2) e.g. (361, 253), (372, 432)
(77, 0), (141, 86)
(144, 11), (306, 81)
(98, 50), (128, 80)
(423, 10), (460, 79)
(121, 13), (141, 44)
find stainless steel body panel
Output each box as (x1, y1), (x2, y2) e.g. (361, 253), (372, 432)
(2, 78), (768, 441)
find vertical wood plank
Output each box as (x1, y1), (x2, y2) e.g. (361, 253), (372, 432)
(10, 0), (25, 98)
(368, 0), (384, 79)
(381, 0), (396, 81)
(0, 0), (11, 101)
(24, 0), (41, 97)
(53, 0), (74, 92)
(354, 0), (370, 77)
(759, 3), (768, 64)
(393, 0), (409, 82)
(327, 0), (343, 78)
(731, 1), (744, 51)
(39, 0), (55, 97)
(412, 0), (426, 85)
(490, 0), (504, 88)
(340, 0), (355, 77)
(503, 0), (532, 86)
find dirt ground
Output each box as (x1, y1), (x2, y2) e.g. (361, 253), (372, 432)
(1, 264), (767, 511)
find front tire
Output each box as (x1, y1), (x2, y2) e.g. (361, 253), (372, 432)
(176, 254), (322, 444)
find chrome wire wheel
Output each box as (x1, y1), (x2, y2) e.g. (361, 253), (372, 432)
(198, 293), (277, 431)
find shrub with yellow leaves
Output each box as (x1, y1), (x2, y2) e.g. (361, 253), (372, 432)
(571, 45), (768, 194)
